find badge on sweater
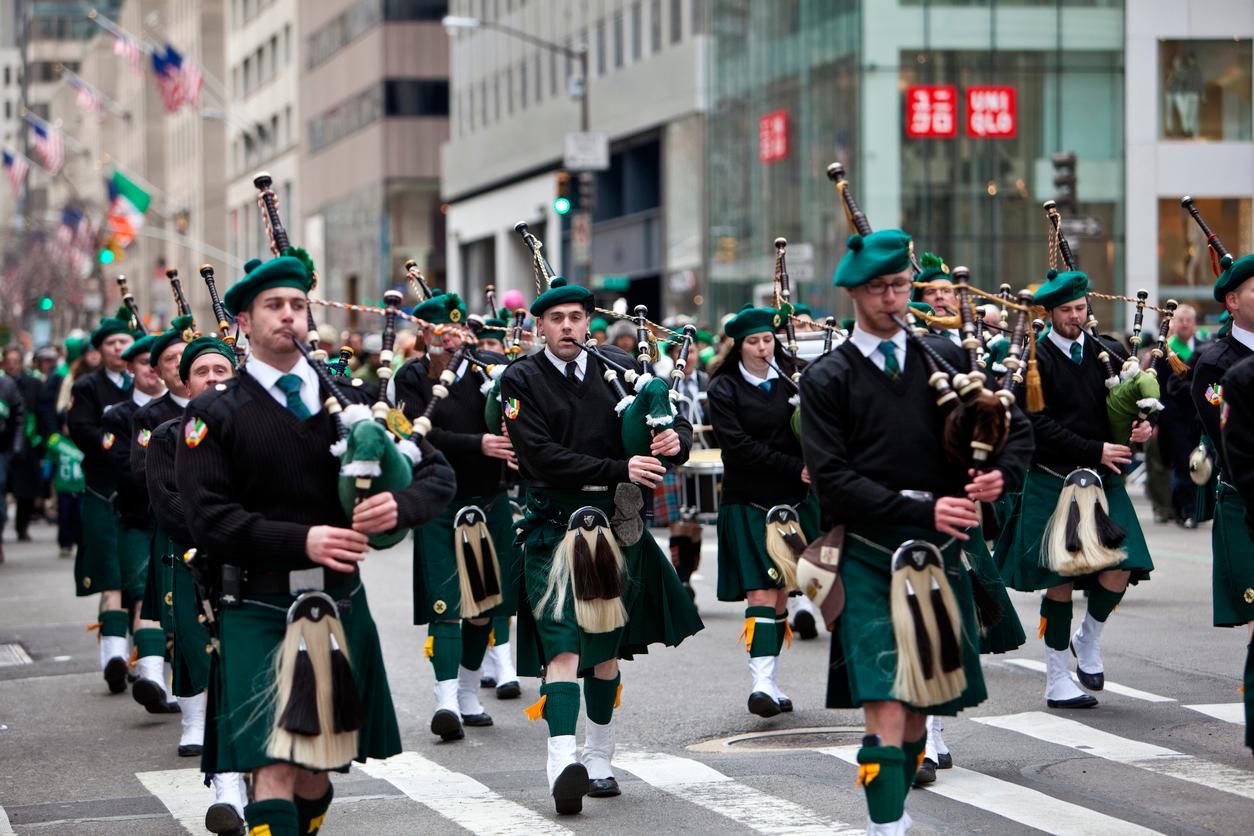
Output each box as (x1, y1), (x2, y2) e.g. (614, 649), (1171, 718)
(1206, 383), (1223, 407)
(183, 417), (208, 449)
(1221, 401), (1229, 430)
(137, 428), (151, 447)
(504, 398), (520, 420)
(101, 432), (115, 450)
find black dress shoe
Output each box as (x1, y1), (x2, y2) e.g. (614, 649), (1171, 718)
(792, 610), (818, 640)
(430, 709), (465, 741)
(937, 752), (953, 769)
(913, 758), (937, 788)
(747, 691), (781, 718)
(1047, 693), (1099, 709)
(461, 711), (494, 727)
(104, 657), (128, 694)
(496, 680), (521, 699)
(204, 802), (245, 835)
(588, 776), (621, 798)
(132, 678), (179, 713)
(178, 744), (203, 757)
(1070, 641), (1105, 691)
(777, 696), (794, 713)
(552, 763), (589, 815)
(480, 675), (497, 688)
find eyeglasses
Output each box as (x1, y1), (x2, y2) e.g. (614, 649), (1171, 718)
(865, 279), (913, 295)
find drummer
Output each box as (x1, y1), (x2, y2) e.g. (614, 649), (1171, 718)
(707, 304), (819, 717)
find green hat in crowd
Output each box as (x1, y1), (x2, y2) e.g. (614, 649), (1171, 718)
(1213, 253), (1254, 303)
(65, 335), (87, 362)
(413, 291), (467, 325)
(791, 303), (813, 318)
(223, 250), (315, 316)
(120, 334), (157, 362)
(91, 307), (142, 348)
(912, 252), (951, 302)
(724, 303), (780, 342)
(530, 276), (593, 317)
(147, 315), (194, 367)
(478, 313), (508, 341)
(833, 229), (914, 289)
(178, 335), (237, 383)
(589, 317), (609, 334)
(1033, 268), (1089, 310)
(908, 301), (936, 318)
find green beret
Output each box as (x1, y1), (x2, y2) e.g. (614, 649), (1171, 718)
(724, 303), (781, 342)
(91, 316), (136, 348)
(530, 276), (593, 317)
(908, 301), (936, 317)
(695, 329), (714, 345)
(833, 229), (914, 289)
(147, 315), (194, 366)
(791, 303), (812, 318)
(223, 254), (314, 315)
(120, 334), (157, 362)
(1214, 253), (1254, 303)
(178, 336), (237, 382)
(589, 317), (609, 333)
(1033, 269), (1089, 310)
(912, 252), (952, 302)
(65, 335), (86, 362)
(478, 315), (507, 341)
(413, 291), (467, 325)
(839, 317), (855, 333)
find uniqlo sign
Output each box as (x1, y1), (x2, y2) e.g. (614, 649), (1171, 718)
(758, 110), (789, 163)
(905, 85), (957, 138)
(967, 86), (1017, 138)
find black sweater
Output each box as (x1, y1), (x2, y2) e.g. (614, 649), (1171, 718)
(1221, 355), (1254, 531)
(101, 397), (147, 528)
(147, 417), (194, 547)
(393, 352), (508, 499)
(130, 392), (185, 502)
(500, 347), (693, 486)
(67, 369), (129, 490)
(800, 335), (1033, 530)
(176, 367), (456, 571)
(707, 370), (806, 505)
(1189, 333), (1253, 477)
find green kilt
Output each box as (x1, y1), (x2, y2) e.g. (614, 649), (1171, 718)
(715, 495), (820, 601)
(207, 580), (401, 774)
(825, 524), (987, 716)
(515, 488), (703, 677)
(412, 492), (521, 625)
(994, 469), (1153, 592)
(118, 524), (153, 609)
(1212, 483), (1254, 627)
(140, 530), (167, 626)
(171, 559), (212, 697)
(75, 490), (119, 596)
(964, 529), (1026, 654)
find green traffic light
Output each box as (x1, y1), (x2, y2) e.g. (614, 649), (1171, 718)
(553, 197), (571, 215)
(98, 248), (116, 265)
(38, 296), (54, 311)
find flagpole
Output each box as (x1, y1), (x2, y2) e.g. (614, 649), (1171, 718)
(140, 11), (230, 104)
(59, 66), (130, 119)
(85, 8), (153, 58)
(20, 109), (85, 154)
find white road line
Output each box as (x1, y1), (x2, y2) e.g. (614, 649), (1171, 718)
(0, 804), (15, 836)
(817, 746), (1162, 836)
(976, 712), (1254, 802)
(614, 751), (863, 836)
(135, 769), (213, 835)
(359, 751), (572, 836)
(1185, 703), (1245, 724)
(1001, 658), (1175, 703)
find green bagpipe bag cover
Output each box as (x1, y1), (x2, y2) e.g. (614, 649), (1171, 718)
(331, 406), (419, 549)
(483, 377), (505, 436)
(1106, 360), (1164, 445)
(620, 375), (678, 462)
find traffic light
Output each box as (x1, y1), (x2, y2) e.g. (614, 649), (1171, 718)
(1051, 152), (1077, 214)
(38, 296), (54, 312)
(554, 170), (572, 215)
(97, 247), (116, 265)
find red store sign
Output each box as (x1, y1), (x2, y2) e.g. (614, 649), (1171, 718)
(967, 86), (1017, 138)
(905, 85), (958, 138)
(758, 110), (789, 163)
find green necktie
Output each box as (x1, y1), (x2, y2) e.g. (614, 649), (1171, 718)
(120, 371), (133, 391)
(758, 380), (772, 392)
(276, 373), (312, 420)
(878, 340), (901, 380)
(1069, 342), (1083, 364)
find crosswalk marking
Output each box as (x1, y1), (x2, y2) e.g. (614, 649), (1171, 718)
(976, 712), (1254, 802)
(816, 746), (1163, 836)
(135, 769), (213, 835)
(614, 751), (863, 836)
(0, 805), (15, 836)
(359, 751), (572, 835)
(1185, 703), (1245, 724)
(1001, 658), (1175, 703)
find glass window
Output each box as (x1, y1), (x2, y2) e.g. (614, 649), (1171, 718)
(614, 12), (624, 69)
(632, 3), (642, 62)
(597, 20), (606, 76)
(1160, 40), (1252, 141)
(1158, 197), (1253, 298)
(520, 60), (528, 109)
(692, 0), (704, 35)
(650, 0), (662, 53)
(506, 66), (513, 113)
(670, 0), (681, 44)
(481, 78), (488, 126)
(535, 53), (542, 103)
(284, 24), (291, 65)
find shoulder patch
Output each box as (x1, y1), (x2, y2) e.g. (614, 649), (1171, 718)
(101, 431), (116, 450)
(183, 417), (208, 449)
(1205, 383), (1223, 407)
(137, 428), (151, 448)
(504, 398), (520, 420)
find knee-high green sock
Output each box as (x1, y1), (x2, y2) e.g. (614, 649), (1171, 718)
(856, 745), (906, 824)
(1039, 598), (1072, 651)
(244, 799), (298, 836)
(774, 612), (790, 655)
(584, 673), (621, 725)
(492, 616), (511, 645)
(1086, 585), (1125, 623)
(461, 620), (492, 670)
(537, 681), (580, 737)
(1244, 640), (1254, 752)
(133, 627), (165, 659)
(294, 785), (333, 836)
(744, 605), (776, 657)
(427, 621), (461, 681)
(99, 609), (129, 638)
(902, 734), (927, 789)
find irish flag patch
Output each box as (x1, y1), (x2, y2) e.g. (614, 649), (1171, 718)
(101, 432), (116, 450)
(183, 417), (208, 449)
(504, 398), (520, 420)
(137, 428), (152, 447)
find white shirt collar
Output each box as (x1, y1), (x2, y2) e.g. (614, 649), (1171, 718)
(850, 325), (907, 364)
(1047, 327), (1086, 357)
(171, 393), (190, 408)
(105, 368), (125, 388)
(1231, 322), (1254, 353)
(132, 388), (156, 407)
(738, 360), (778, 386)
(247, 354), (323, 416)
(544, 346), (586, 380)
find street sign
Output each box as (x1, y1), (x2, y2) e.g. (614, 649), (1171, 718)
(571, 211), (592, 266)
(564, 132), (609, 172)
(1060, 217), (1104, 238)
(905, 85), (957, 138)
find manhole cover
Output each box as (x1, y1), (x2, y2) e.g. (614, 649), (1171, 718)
(0, 643), (33, 667)
(689, 726), (864, 753)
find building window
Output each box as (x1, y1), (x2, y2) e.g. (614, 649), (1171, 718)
(535, 53), (542, 103)
(613, 12), (624, 68)
(597, 20), (606, 76)
(1159, 197), (1253, 296)
(1160, 39), (1252, 141)
(494, 71), (501, 121)
(550, 48), (558, 98)
(692, 0), (704, 35)
(481, 78), (488, 126)
(631, 3), (642, 62)
(650, 0), (661, 53)
(670, 0), (681, 44)
(506, 66), (513, 114)
(519, 60), (527, 110)
(284, 24), (292, 65)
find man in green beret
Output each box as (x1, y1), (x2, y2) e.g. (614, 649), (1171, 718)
(994, 269), (1153, 711)
(500, 277), (702, 815)
(802, 229), (1032, 833)
(67, 311), (138, 693)
(177, 255), (456, 836)
(476, 312), (509, 354)
(912, 253), (962, 346)
(1187, 252), (1254, 752)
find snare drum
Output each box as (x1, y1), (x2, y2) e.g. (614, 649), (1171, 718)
(679, 447), (724, 522)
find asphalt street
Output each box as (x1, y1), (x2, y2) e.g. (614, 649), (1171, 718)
(0, 495), (1250, 836)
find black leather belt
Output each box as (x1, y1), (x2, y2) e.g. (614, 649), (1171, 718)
(237, 567), (359, 597)
(529, 481), (611, 492)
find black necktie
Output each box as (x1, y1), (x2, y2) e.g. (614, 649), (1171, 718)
(566, 361), (579, 383)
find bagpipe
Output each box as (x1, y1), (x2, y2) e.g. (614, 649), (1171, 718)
(116, 275), (143, 332)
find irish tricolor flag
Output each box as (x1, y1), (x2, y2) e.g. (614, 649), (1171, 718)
(106, 170), (150, 248)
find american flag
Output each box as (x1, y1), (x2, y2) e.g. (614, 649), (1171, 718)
(32, 124), (64, 173)
(2, 150), (28, 196)
(180, 61), (203, 109)
(73, 81), (103, 118)
(113, 33), (145, 75)
(152, 44), (187, 113)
